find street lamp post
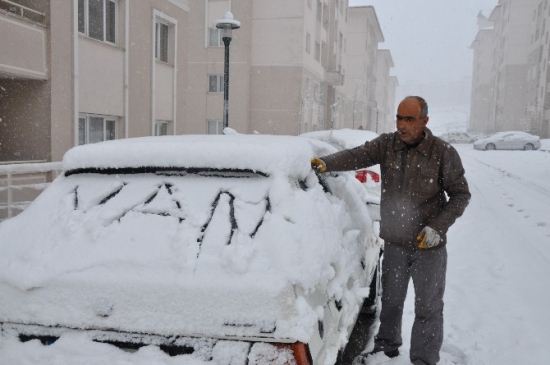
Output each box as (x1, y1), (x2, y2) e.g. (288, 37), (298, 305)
(215, 11), (240, 130)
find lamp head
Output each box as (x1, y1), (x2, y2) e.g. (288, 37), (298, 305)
(215, 11), (241, 39)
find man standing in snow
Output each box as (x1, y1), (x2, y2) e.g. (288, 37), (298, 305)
(311, 96), (471, 365)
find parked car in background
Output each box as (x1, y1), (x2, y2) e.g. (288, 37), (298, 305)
(440, 131), (476, 143)
(0, 134), (381, 365)
(473, 131), (542, 150)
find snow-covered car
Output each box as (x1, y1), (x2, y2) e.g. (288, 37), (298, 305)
(440, 131), (476, 144)
(299, 129), (381, 221)
(473, 131), (542, 150)
(0, 134), (380, 365)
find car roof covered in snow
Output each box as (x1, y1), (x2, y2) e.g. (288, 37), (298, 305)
(63, 133), (338, 180)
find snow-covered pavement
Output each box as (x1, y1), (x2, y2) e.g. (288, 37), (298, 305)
(365, 142), (550, 365)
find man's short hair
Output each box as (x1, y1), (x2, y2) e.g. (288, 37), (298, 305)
(404, 96), (428, 118)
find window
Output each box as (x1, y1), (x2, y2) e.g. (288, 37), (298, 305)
(313, 83), (319, 102)
(321, 41), (326, 67)
(208, 74), (224, 92)
(155, 121), (169, 136)
(306, 33), (311, 54)
(316, 0), (322, 22)
(78, 114), (117, 145)
(155, 20), (169, 62)
(322, 3), (328, 29)
(315, 42), (320, 61)
(209, 28), (223, 47)
(207, 120), (224, 134)
(78, 0), (117, 44)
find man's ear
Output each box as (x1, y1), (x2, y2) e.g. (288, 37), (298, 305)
(423, 116), (429, 126)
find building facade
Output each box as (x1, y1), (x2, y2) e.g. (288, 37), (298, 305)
(375, 49), (395, 133)
(469, 14), (495, 135)
(0, 0), (190, 163)
(339, 5), (384, 131)
(469, 0), (550, 137)
(526, 0), (550, 137)
(0, 0), (396, 165)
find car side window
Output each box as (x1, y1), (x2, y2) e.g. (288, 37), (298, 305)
(315, 172), (332, 194)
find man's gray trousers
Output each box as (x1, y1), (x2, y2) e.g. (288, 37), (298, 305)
(374, 243), (447, 365)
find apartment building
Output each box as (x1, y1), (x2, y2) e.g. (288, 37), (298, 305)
(493, 0), (538, 133)
(0, 0), (190, 163)
(375, 49), (395, 133)
(1, 0), (395, 165)
(469, 13), (495, 135)
(526, 0), (550, 137)
(186, 0), (349, 135)
(469, 0), (550, 137)
(339, 5), (384, 131)
(246, 0), (349, 134)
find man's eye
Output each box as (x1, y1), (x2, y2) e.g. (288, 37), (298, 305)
(396, 116), (415, 122)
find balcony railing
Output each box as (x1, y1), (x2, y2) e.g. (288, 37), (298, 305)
(0, 0), (46, 24)
(0, 161), (63, 222)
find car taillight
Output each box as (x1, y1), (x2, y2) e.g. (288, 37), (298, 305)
(355, 170), (380, 183)
(276, 342), (312, 365)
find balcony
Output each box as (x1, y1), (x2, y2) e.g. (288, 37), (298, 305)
(325, 70), (345, 86)
(0, 0), (46, 24)
(0, 0), (48, 80)
(0, 161), (62, 221)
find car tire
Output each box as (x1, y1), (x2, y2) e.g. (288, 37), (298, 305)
(486, 143), (496, 150)
(524, 143), (534, 150)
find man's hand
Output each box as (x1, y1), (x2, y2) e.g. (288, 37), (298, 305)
(310, 158), (327, 173)
(416, 226), (441, 249)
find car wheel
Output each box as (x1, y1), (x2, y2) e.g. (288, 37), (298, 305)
(524, 143), (534, 150)
(486, 143), (496, 150)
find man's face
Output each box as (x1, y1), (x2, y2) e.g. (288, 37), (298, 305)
(395, 98), (429, 145)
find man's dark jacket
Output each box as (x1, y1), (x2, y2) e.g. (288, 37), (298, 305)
(321, 128), (471, 249)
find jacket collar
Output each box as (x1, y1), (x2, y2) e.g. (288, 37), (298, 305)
(393, 128), (433, 157)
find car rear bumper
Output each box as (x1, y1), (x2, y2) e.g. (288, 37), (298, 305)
(0, 322), (313, 364)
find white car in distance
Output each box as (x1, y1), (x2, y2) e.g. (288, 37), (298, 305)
(439, 131), (476, 144)
(473, 131), (542, 150)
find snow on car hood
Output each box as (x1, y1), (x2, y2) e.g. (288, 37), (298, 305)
(0, 134), (376, 343)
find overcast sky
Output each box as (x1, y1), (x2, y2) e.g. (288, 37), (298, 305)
(349, 0), (499, 85)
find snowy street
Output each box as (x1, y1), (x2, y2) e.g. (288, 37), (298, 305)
(1, 142), (549, 365)
(367, 144), (550, 365)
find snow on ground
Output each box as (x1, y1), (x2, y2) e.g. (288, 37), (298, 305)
(1, 138), (549, 364)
